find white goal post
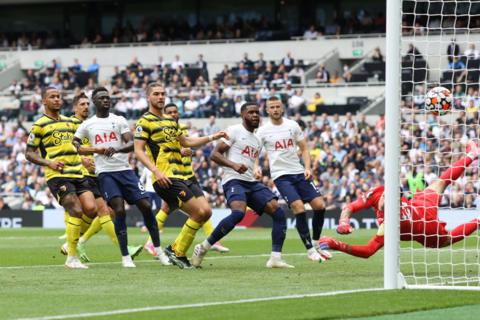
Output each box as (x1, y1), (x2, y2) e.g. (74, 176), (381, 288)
(385, 0), (480, 290)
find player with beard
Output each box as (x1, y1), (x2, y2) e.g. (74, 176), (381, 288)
(256, 96), (330, 262)
(191, 102), (293, 269)
(143, 102), (230, 256)
(134, 83), (227, 269)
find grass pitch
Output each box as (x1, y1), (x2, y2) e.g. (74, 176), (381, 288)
(1, 228), (479, 320)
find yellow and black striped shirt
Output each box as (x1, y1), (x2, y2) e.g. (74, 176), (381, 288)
(70, 116), (96, 178)
(27, 114), (83, 181)
(179, 123), (194, 179)
(135, 112), (191, 180)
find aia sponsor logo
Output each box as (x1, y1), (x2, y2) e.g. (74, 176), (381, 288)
(274, 138), (294, 150)
(241, 146), (259, 158)
(95, 132), (118, 144)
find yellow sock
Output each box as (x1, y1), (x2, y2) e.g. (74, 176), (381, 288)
(148, 209), (169, 242)
(80, 214), (93, 235)
(66, 216), (82, 257)
(156, 209), (168, 230)
(82, 217), (101, 242)
(202, 219), (214, 236)
(63, 211), (69, 228)
(172, 218), (202, 256)
(99, 215), (118, 245)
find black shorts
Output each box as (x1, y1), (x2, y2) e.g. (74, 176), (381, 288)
(185, 177), (204, 198)
(47, 177), (91, 204)
(85, 176), (103, 199)
(153, 178), (197, 210)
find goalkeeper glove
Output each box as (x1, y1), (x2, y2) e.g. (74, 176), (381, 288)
(337, 217), (353, 234)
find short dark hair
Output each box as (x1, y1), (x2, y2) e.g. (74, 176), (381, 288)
(164, 103), (178, 111)
(146, 82), (163, 96)
(72, 92), (89, 106)
(41, 86), (58, 99)
(240, 102), (258, 113)
(91, 87), (108, 98)
(267, 96), (280, 102)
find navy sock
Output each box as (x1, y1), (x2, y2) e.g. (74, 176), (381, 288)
(312, 209), (325, 241)
(114, 215), (129, 256)
(207, 209), (244, 245)
(271, 207), (287, 252)
(295, 212), (313, 249)
(141, 210), (160, 247)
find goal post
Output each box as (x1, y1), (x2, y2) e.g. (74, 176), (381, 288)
(386, 0), (480, 290)
(384, 0), (403, 290)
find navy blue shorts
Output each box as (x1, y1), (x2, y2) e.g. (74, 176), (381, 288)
(274, 173), (321, 205)
(223, 179), (277, 214)
(98, 170), (149, 205)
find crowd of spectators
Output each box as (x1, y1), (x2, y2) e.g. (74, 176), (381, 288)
(2, 107), (480, 211)
(1, 53), (334, 121)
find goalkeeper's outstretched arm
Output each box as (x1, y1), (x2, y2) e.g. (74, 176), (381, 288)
(320, 225), (385, 259)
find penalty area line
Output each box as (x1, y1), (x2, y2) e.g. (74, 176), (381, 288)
(14, 287), (384, 320)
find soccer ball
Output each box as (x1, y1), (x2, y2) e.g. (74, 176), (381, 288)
(424, 86), (452, 116)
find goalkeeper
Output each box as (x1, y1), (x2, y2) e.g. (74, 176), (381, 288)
(320, 140), (480, 258)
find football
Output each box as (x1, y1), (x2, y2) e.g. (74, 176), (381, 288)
(425, 86), (452, 116)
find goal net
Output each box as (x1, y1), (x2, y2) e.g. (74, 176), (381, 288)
(398, 0), (480, 288)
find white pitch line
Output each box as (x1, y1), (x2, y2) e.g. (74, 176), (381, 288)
(0, 252), (319, 270)
(14, 287), (384, 320)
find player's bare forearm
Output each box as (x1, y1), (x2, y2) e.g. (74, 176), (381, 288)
(117, 132), (134, 153)
(210, 150), (238, 169)
(298, 139), (311, 171)
(134, 140), (158, 173)
(25, 147), (50, 166)
(340, 207), (353, 219)
(180, 135), (210, 147)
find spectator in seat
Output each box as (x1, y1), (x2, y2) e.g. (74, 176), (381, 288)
(447, 38), (460, 63)
(114, 93), (132, 118)
(130, 92), (147, 119)
(288, 64), (304, 80)
(241, 52), (253, 68)
(281, 52), (294, 68)
(204, 115), (220, 136)
(464, 43), (480, 60)
(22, 96), (39, 121)
(307, 92), (324, 114)
(8, 80), (21, 96)
(303, 25), (318, 40)
(316, 64), (330, 83)
(196, 54), (207, 70)
(129, 56), (142, 70)
(70, 58), (82, 72)
(371, 47), (384, 62)
(87, 58), (100, 80)
(256, 52), (266, 69)
(171, 54), (184, 69)
(216, 93), (234, 117)
(288, 89), (306, 115)
(405, 43), (423, 62)
(184, 93), (200, 118)
(237, 62), (249, 78)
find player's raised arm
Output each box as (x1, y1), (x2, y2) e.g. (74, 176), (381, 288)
(179, 130), (227, 148)
(210, 140), (247, 174)
(320, 231), (385, 259)
(337, 206), (354, 234)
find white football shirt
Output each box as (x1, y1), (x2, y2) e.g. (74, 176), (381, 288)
(75, 114), (132, 174)
(256, 118), (305, 180)
(221, 124), (261, 185)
